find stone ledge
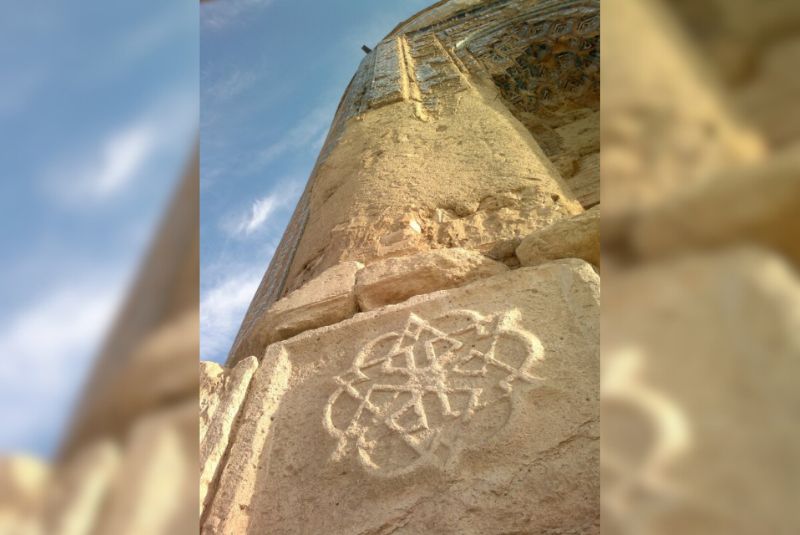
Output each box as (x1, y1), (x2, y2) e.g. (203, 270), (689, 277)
(355, 247), (508, 311)
(233, 261), (364, 362)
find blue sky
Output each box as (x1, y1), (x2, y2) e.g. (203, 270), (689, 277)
(200, 0), (433, 361)
(0, 2), (197, 457)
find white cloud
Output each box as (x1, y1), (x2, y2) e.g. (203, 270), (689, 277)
(200, 271), (263, 361)
(201, 0), (277, 30)
(238, 194), (278, 235)
(43, 89), (197, 205)
(222, 178), (303, 238)
(92, 121), (157, 198)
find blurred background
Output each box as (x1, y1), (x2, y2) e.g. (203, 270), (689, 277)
(602, 0), (800, 532)
(0, 1), (198, 533)
(0, 0), (196, 460)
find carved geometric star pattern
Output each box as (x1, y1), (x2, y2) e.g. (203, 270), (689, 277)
(323, 310), (543, 476)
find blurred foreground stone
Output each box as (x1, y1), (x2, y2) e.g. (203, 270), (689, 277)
(603, 248), (800, 533)
(603, 0), (800, 532)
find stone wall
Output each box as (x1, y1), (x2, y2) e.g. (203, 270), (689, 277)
(205, 1), (601, 533)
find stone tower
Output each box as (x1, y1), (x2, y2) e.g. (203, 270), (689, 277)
(201, 0), (600, 532)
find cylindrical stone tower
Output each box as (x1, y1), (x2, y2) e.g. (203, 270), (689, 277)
(227, 0), (600, 365)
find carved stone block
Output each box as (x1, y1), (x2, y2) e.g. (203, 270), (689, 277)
(234, 261), (364, 362)
(204, 260), (599, 534)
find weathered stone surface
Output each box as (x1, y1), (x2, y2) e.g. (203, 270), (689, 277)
(273, 75), (581, 297)
(517, 206), (600, 267)
(355, 247), (508, 311)
(199, 361), (224, 444)
(267, 260), (363, 339)
(232, 261), (363, 363)
(632, 149), (800, 266)
(199, 356), (258, 517)
(44, 441), (120, 535)
(97, 401), (197, 535)
(603, 248), (800, 533)
(565, 151), (600, 208)
(432, 185), (582, 258)
(204, 261), (599, 534)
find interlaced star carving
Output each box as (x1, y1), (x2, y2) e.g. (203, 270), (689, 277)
(323, 310), (543, 476)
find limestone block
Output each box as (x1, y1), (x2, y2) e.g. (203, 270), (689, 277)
(204, 261), (599, 535)
(267, 260), (363, 340)
(516, 205), (599, 267)
(200, 361), (224, 441)
(199, 356), (258, 517)
(603, 248), (800, 533)
(355, 248), (508, 311)
(241, 261), (363, 360)
(632, 150), (800, 266)
(44, 441), (120, 535)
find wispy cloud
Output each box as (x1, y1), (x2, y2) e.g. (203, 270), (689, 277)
(237, 194), (278, 235)
(201, 0), (277, 30)
(200, 270), (264, 361)
(44, 119), (157, 202)
(95, 121), (157, 198)
(118, 10), (188, 63)
(222, 178), (303, 237)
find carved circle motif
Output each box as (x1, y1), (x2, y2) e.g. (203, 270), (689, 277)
(323, 310), (543, 477)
